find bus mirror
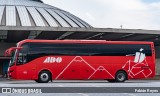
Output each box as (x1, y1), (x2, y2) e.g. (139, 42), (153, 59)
(16, 47), (23, 50)
(4, 47), (23, 56)
(11, 47), (23, 50)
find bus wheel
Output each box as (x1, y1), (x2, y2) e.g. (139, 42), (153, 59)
(115, 71), (127, 82)
(38, 71), (51, 83)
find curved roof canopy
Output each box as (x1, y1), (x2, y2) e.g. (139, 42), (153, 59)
(0, 0), (159, 46)
(0, 0), (92, 28)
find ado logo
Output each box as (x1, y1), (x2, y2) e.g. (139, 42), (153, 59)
(44, 57), (62, 63)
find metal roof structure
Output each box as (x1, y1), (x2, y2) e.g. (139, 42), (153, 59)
(0, 0), (91, 28)
(0, 0), (159, 46)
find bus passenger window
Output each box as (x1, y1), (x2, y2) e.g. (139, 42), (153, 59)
(17, 53), (27, 65)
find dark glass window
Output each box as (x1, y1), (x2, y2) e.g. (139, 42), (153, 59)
(22, 42), (152, 63)
(17, 43), (29, 65)
(28, 43), (152, 56)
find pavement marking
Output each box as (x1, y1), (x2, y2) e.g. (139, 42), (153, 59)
(57, 85), (64, 87)
(122, 93), (137, 96)
(77, 93), (89, 96)
(128, 93), (137, 96)
(90, 84), (100, 87)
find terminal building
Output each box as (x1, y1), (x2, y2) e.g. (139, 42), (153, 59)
(0, 0), (160, 76)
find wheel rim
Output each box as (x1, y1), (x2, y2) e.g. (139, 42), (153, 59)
(40, 73), (49, 82)
(117, 73), (125, 81)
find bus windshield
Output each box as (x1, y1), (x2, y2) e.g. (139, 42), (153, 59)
(9, 50), (17, 67)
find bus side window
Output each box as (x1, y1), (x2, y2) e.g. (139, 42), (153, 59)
(17, 53), (27, 65)
(17, 43), (29, 65)
(17, 53), (23, 65)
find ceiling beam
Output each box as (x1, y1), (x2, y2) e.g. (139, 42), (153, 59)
(28, 31), (42, 39)
(85, 33), (105, 40)
(0, 26), (159, 34)
(56, 32), (75, 40)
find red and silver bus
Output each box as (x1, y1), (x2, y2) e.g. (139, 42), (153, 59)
(6, 39), (155, 83)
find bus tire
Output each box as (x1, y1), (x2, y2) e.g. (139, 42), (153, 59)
(115, 71), (127, 82)
(38, 71), (51, 83)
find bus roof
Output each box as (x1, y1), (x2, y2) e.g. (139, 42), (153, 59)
(18, 39), (153, 45)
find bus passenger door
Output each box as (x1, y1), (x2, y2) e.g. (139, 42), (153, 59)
(25, 54), (37, 80)
(16, 54), (36, 80)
